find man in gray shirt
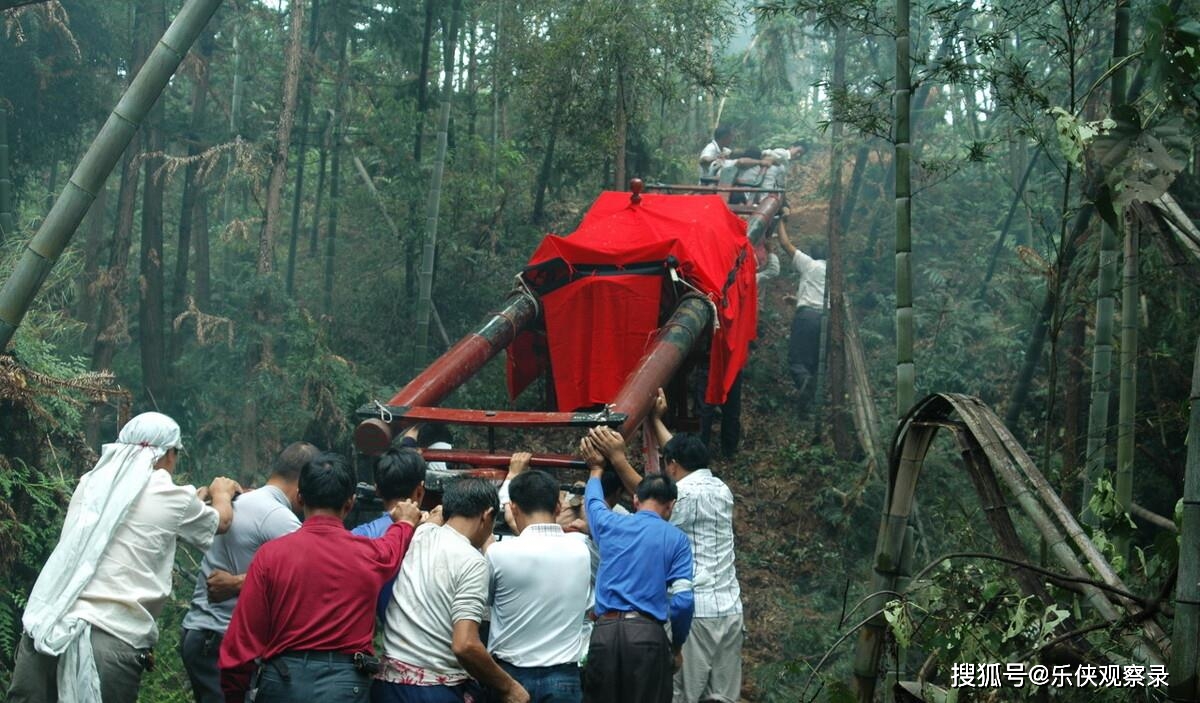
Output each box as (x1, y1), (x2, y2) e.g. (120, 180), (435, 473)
(179, 441), (319, 703)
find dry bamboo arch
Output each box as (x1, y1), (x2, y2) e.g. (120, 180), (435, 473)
(850, 393), (1170, 702)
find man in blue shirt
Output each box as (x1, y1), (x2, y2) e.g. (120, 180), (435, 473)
(580, 435), (694, 703)
(351, 447), (428, 619)
(352, 447), (427, 538)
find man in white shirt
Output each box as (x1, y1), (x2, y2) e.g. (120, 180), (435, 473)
(698, 124), (735, 181)
(646, 398), (744, 703)
(777, 224), (827, 413)
(488, 455), (591, 702)
(375, 478), (529, 703)
(9, 412), (240, 703)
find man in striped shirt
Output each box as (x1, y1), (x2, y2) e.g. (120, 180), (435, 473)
(650, 392), (744, 703)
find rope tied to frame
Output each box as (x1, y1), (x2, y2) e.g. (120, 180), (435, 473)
(372, 400), (393, 424)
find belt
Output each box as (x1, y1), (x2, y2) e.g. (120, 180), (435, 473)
(276, 650), (359, 664)
(597, 610), (662, 624)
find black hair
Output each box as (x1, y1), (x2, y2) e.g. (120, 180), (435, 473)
(662, 433), (709, 472)
(790, 139), (809, 151)
(270, 441), (321, 482)
(373, 448), (427, 501)
(601, 470), (625, 499)
(417, 422), (453, 448)
(636, 474), (678, 504)
(508, 469), (559, 515)
(713, 124), (733, 141)
(299, 452), (356, 510)
(442, 477), (499, 520)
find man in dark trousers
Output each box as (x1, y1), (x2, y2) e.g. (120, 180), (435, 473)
(218, 452), (421, 703)
(579, 435), (694, 703)
(777, 224), (826, 415)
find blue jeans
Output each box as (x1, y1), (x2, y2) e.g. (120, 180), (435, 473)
(257, 652), (371, 702)
(497, 660), (581, 703)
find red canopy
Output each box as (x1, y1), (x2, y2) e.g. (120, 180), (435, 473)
(506, 191), (757, 410)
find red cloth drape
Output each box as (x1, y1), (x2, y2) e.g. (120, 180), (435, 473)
(508, 192), (757, 409)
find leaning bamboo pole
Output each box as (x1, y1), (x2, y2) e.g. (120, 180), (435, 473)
(0, 0), (224, 351)
(1169, 335), (1200, 701)
(854, 394), (1168, 702)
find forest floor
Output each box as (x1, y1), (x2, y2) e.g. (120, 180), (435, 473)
(722, 187), (883, 701)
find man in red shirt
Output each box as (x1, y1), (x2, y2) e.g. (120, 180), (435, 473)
(218, 452), (421, 703)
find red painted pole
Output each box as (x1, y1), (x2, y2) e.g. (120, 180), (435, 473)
(354, 291), (538, 454)
(612, 295), (713, 438)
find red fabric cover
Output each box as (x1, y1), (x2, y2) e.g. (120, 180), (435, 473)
(509, 191), (756, 410)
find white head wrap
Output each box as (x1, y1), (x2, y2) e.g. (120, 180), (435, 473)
(22, 411), (184, 703)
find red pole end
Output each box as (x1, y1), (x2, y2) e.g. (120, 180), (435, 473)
(630, 178), (644, 204)
(354, 418), (394, 456)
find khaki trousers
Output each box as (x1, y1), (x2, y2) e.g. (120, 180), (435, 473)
(673, 613), (744, 703)
(8, 628), (147, 703)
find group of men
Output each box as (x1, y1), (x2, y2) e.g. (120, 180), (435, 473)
(10, 392), (745, 703)
(699, 123), (827, 418)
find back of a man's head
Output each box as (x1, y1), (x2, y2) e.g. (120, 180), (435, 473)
(442, 477), (499, 520)
(601, 470), (625, 500)
(271, 441), (321, 483)
(663, 433), (709, 472)
(417, 422), (453, 448)
(636, 474), (678, 504)
(374, 448), (427, 501)
(508, 470), (559, 516)
(299, 452), (355, 510)
(714, 124), (733, 142)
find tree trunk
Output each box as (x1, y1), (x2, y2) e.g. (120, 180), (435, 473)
(1169, 334), (1200, 700)
(308, 108), (331, 257)
(532, 100), (562, 224)
(1062, 305), (1087, 511)
(1082, 0), (1131, 522)
(76, 183), (108, 344)
(323, 18), (348, 315)
(137, 0), (169, 405)
(221, 21), (243, 224)
(1114, 211), (1139, 553)
(169, 27), (215, 368)
(93, 149), (141, 374)
(413, 0), (463, 374)
(405, 0), (437, 299)
(826, 24), (852, 458)
(893, 0), (915, 419)
(286, 0), (320, 297)
(0, 105), (13, 241)
(466, 5), (478, 139)
(1004, 206), (1092, 430)
(613, 62), (627, 190)
(259, 0), (306, 276)
(193, 185), (210, 309)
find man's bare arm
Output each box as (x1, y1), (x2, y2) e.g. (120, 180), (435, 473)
(451, 620), (529, 703)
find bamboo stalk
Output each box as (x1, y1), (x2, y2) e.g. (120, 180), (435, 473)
(0, 0), (224, 351)
(894, 0), (915, 419)
(1115, 212), (1139, 557)
(0, 105), (13, 241)
(1169, 335), (1200, 701)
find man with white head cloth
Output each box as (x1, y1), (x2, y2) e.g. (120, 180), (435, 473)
(8, 411), (241, 703)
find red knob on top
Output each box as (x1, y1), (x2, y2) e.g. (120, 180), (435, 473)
(630, 178), (644, 204)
